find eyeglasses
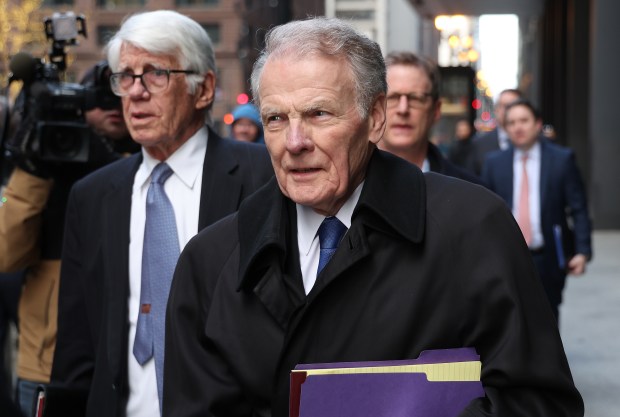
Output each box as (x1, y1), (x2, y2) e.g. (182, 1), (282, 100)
(109, 69), (196, 96)
(386, 92), (433, 109)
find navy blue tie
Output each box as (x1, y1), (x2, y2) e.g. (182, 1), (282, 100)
(133, 162), (180, 408)
(317, 216), (347, 275)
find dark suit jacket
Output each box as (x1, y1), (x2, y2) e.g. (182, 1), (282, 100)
(164, 149), (582, 417)
(481, 139), (592, 275)
(472, 128), (501, 175)
(51, 128), (274, 417)
(427, 142), (484, 186)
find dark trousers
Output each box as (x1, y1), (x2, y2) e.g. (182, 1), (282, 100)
(531, 250), (566, 321)
(0, 271), (24, 416)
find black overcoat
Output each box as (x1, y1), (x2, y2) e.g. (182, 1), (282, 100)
(164, 150), (583, 417)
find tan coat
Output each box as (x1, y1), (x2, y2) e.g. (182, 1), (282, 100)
(0, 167), (57, 382)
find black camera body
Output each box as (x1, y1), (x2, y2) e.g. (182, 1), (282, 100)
(3, 12), (120, 164)
(12, 71), (92, 163)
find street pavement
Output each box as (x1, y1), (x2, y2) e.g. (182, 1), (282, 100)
(560, 230), (620, 417)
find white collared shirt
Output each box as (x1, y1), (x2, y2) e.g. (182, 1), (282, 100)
(126, 126), (208, 417)
(498, 127), (511, 150)
(512, 141), (544, 249)
(297, 182), (363, 295)
(421, 158), (430, 173)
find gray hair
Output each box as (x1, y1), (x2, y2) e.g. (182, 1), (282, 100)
(250, 17), (387, 118)
(384, 51), (440, 101)
(105, 10), (215, 96)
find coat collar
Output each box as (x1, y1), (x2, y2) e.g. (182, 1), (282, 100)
(236, 149), (426, 291)
(426, 141), (446, 173)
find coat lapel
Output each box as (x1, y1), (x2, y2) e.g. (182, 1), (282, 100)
(237, 151), (427, 328)
(539, 140), (552, 215)
(102, 155), (141, 385)
(237, 179), (302, 328)
(309, 150), (426, 299)
(497, 149), (515, 207)
(198, 130), (242, 229)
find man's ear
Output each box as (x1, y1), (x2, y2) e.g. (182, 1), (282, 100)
(432, 99), (442, 123)
(368, 94), (387, 145)
(195, 71), (216, 110)
(536, 119), (544, 132)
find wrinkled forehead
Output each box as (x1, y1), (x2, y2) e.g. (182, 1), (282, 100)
(386, 64), (432, 92)
(258, 52), (353, 95)
(118, 43), (179, 70)
(497, 92), (520, 107)
(505, 104), (536, 121)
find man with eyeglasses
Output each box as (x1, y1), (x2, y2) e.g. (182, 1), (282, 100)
(50, 10), (273, 417)
(378, 51), (481, 184)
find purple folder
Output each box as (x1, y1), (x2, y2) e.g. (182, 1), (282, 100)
(290, 348), (485, 417)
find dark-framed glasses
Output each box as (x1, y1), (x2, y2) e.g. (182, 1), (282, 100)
(386, 92), (433, 109)
(109, 69), (196, 96)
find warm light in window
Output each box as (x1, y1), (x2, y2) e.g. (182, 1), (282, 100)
(448, 35), (460, 48)
(435, 15), (449, 31)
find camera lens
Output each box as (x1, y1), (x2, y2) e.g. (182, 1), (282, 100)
(37, 122), (91, 162)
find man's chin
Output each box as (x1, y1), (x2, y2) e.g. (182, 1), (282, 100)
(381, 136), (418, 150)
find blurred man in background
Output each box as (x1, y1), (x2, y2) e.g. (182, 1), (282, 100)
(378, 51), (481, 184)
(448, 118), (477, 174)
(482, 99), (592, 320)
(472, 88), (522, 174)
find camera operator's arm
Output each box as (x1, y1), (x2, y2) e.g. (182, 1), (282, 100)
(0, 167), (53, 272)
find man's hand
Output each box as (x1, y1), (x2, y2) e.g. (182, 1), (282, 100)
(567, 254), (588, 275)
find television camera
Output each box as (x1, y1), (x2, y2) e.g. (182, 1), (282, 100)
(1, 12), (121, 169)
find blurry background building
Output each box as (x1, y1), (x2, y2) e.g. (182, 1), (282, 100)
(1, 0), (618, 227)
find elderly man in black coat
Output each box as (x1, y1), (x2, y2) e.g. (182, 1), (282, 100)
(164, 17), (583, 417)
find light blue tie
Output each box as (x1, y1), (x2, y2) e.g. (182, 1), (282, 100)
(317, 216), (347, 275)
(133, 162), (180, 409)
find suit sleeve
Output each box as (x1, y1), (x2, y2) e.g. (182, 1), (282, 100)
(0, 167), (53, 272)
(50, 184), (96, 389)
(562, 151), (592, 259)
(243, 143), (274, 194)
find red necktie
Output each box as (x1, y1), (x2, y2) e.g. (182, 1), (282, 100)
(517, 154), (532, 246)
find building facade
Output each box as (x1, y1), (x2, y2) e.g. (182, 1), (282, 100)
(24, 0), (253, 135)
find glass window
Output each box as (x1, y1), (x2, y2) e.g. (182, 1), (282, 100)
(335, 10), (375, 20)
(97, 0), (145, 7)
(203, 24), (221, 44)
(42, 0), (73, 5)
(176, 0), (218, 6)
(97, 26), (119, 46)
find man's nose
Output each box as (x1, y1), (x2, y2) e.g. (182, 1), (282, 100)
(128, 76), (149, 98)
(285, 121), (313, 153)
(396, 95), (410, 114)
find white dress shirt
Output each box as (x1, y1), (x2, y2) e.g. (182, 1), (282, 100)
(126, 126), (208, 417)
(498, 127), (511, 150)
(512, 142), (544, 249)
(421, 158), (430, 173)
(297, 182), (363, 295)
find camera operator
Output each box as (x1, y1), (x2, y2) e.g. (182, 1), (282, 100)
(0, 60), (136, 417)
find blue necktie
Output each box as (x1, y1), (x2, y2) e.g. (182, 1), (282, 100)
(317, 216), (347, 275)
(133, 162), (180, 408)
